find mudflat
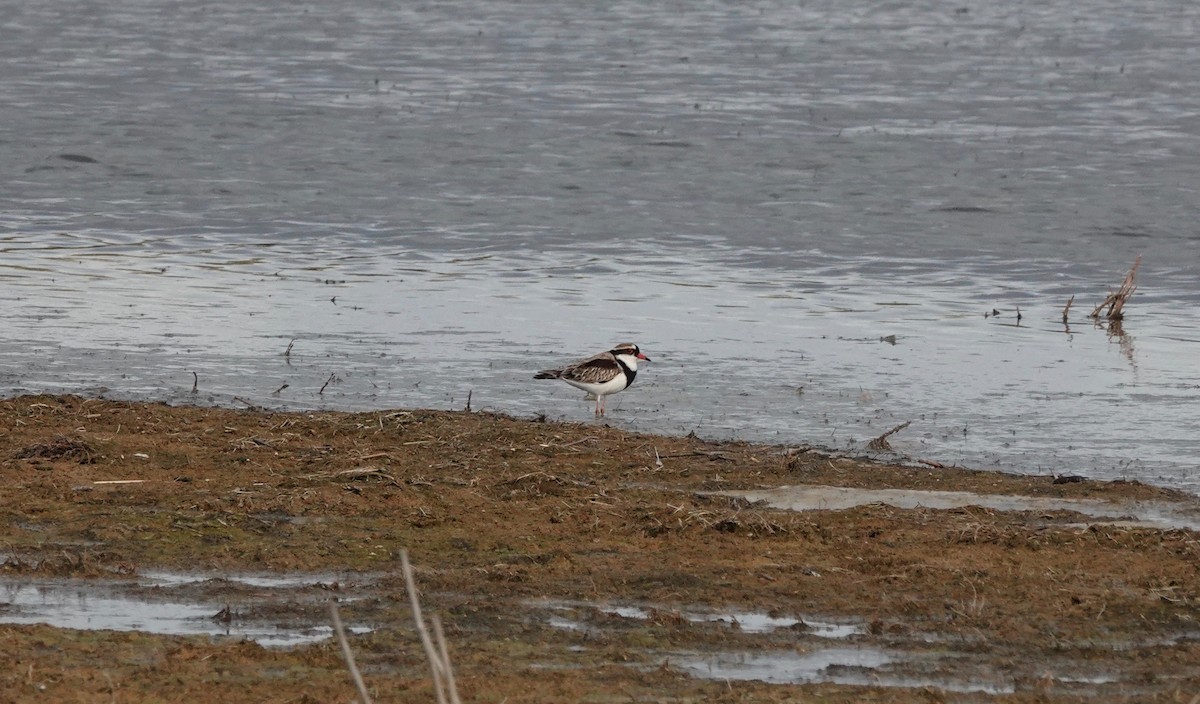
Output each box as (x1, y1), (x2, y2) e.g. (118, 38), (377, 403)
(1, 395), (1198, 702)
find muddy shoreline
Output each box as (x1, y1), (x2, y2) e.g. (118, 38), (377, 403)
(2, 394), (1198, 702)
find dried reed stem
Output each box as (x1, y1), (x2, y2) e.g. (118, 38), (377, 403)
(1062, 295), (1074, 324)
(401, 549), (461, 704)
(330, 600), (373, 704)
(1090, 256), (1141, 320)
(431, 615), (461, 700)
(328, 553), (462, 704)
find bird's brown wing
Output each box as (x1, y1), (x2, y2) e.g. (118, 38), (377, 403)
(559, 353), (622, 384)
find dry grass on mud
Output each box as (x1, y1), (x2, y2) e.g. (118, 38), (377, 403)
(1, 395), (1199, 703)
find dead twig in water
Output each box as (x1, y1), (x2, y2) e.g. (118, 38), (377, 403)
(867, 421), (911, 452)
(1090, 256), (1141, 321)
(319, 373), (337, 395)
(330, 600), (373, 704)
(1062, 295), (1074, 325)
(283, 339), (295, 363)
(401, 549), (462, 704)
(191, 371), (198, 393)
(272, 383), (289, 395)
(465, 390), (472, 412)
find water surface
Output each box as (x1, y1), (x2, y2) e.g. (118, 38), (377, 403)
(2, 0), (1198, 488)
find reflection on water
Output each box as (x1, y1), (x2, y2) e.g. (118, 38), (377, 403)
(2, 0), (1200, 490)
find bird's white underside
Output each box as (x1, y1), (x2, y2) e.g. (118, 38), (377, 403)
(562, 352), (641, 400)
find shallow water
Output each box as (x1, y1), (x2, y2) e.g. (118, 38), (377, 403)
(537, 598), (863, 638)
(675, 647), (898, 687)
(0, 572), (367, 647)
(2, 571), (1187, 695)
(719, 485), (1200, 531)
(2, 0), (1199, 489)
(671, 647), (1023, 694)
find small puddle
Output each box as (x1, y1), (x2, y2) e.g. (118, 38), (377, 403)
(717, 485), (1200, 531)
(675, 647), (892, 684)
(536, 599), (1109, 695)
(535, 599), (862, 638)
(138, 570), (343, 590)
(673, 648), (1015, 694)
(0, 571), (370, 647)
(689, 611), (859, 638)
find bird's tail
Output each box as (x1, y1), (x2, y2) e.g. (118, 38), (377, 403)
(534, 369), (562, 380)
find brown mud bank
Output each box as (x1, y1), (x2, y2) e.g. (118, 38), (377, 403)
(1, 394), (1198, 702)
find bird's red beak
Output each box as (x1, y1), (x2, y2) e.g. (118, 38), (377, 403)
(637, 353), (651, 361)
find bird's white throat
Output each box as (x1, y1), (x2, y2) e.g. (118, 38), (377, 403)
(614, 353), (641, 371)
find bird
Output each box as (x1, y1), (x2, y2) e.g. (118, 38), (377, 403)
(534, 343), (651, 416)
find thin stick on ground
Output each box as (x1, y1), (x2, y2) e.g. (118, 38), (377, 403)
(330, 600), (373, 704)
(1090, 255), (1141, 321)
(401, 549), (462, 704)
